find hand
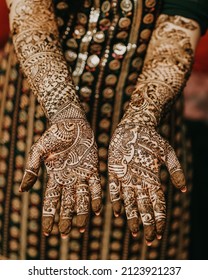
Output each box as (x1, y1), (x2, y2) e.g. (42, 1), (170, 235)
(108, 121), (186, 245)
(19, 103), (102, 237)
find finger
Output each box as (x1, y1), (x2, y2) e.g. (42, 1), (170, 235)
(19, 170), (38, 192)
(122, 184), (140, 237)
(135, 181), (156, 243)
(171, 170), (187, 192)
(128, 218), (140, 237)
(163, 144), (187, 192)
(88, 173), (102, 215)
(77, 214), (88, 233)
(109, 174), (122, 217)
(148, 184), (166, 237)
(19, 143), (44, 192)
(59, 184), (76, 238)
(76, 182), (90, 233)
(42, 175), (61, 236)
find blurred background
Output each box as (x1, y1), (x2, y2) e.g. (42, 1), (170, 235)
(184, 32), (208, 260)
(0, 0), (9, 52)
(0, 0), (208, 260)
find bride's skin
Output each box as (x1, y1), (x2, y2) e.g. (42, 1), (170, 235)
(7, 0), (200, 244)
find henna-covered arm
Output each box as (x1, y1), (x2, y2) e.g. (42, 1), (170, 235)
(128, 14), (200, 127)
(7, 0), (102, 237)
(7, 0), (78, 119)
(108, 14), (200, 244)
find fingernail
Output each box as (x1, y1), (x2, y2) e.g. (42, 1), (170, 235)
(61, 234), (69, 239)
(79, 228), (85, 233)
(95, 211), (101, 216)
(43, 232), (49, 237)
(114, 212), (119, 218)
(157, 235), (162, 240)
(146, 241), (152, 246)
(181, 186), (187, 193)
(132, 232), (138, 238)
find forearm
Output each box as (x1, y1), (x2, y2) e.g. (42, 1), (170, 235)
(7, 0), (78, 121)
(124, 14), (201, 127)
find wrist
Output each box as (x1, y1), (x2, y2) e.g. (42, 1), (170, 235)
(121, 89), (160, 128)
(121, 14), (198, 129)
(50, 100), (86, 125)
(41, 80), (79, 121)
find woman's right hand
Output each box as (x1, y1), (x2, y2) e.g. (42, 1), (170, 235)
(19, 103), (102, 237)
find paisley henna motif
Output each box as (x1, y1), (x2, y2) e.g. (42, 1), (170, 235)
(20, 103), (102, 236)
(108, 15), (200, 244)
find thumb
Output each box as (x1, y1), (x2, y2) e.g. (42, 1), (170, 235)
(162, 144), (187, 192)
(170, 169), (187, 193)
(19, 141), (45, 192)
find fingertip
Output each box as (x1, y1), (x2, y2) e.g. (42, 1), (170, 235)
(180, 186), (187, 193)
(61, 234), (69, 239)
(42, 216), (54, 236)
(79, 227), (86, 233)
(112, 201), (122, 217)
(95, 209), (102, 216)
(170, 170), (186, 191)
(92, 198), (102, 216)
(146, 240), (152, 246)
(156, 220), (166, 238)
(19, 186), (28, 193)
(114, 212), (120, 218)
(59, 219), (72, 237)
(132, 232), (138, 238)
(128, 218), (139, 237)
(144, 225), (156, 244)
(19, 171), (37, 192)
(76, 214), (88, 231)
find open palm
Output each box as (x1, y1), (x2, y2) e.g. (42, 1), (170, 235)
(20, 103), (102, 237)
(108, 120), (186, 244)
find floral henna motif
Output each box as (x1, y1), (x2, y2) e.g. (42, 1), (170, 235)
(20, 103), (102, 235)
(109, 125), (184, 242)
(108, 15), (200, 244)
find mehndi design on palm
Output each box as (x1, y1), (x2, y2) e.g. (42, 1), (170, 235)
(109, 123), (186, 243)
(108, 15), (200, 244)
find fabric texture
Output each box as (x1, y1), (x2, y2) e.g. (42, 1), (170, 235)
(162, 0), (208, 35)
